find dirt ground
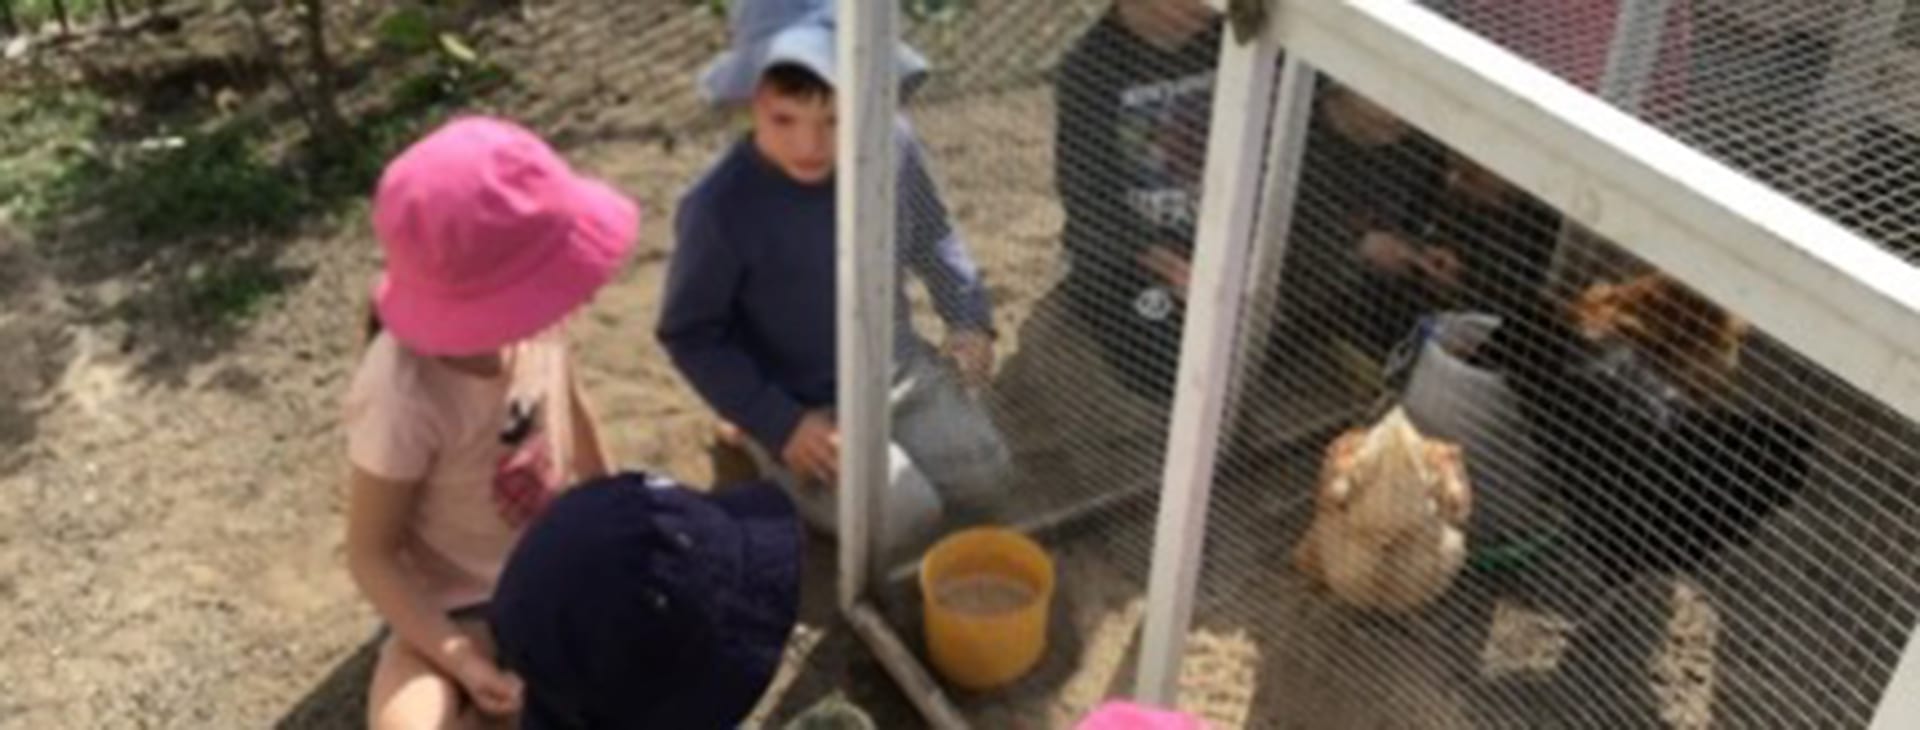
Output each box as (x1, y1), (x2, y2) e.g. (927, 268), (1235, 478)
(6, 2), (1918, 729)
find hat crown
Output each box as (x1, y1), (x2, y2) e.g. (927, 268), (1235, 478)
(730, 0), (832, 45)
(373, 117), (578, 298)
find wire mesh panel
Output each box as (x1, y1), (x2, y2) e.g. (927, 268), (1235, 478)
(467, 0), (1103, 146)
(1183, 58), (1920, 730)
(1431, 0), (1920, 266)
(863, 0), (1228, 724)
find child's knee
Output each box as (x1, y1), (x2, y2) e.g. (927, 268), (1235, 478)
(367, 637), (462, 730)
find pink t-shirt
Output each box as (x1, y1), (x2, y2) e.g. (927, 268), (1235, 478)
(344, 330), (579, 611)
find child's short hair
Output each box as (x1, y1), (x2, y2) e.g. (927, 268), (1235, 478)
(758, 62), (833, 101)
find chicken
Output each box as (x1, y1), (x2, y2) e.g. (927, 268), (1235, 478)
(1475, 271), (1811, 581)
(1571, 272), (1751, 400)
(1292, 406), (1473, 612)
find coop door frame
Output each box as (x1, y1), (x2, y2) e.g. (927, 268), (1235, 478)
(832, 1), (974, 727)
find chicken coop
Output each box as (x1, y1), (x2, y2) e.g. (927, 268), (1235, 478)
(799, 0), (1920, 727)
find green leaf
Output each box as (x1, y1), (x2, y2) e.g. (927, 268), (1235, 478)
(438, 32), (480, 66)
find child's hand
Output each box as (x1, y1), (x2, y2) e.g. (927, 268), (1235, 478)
(1415, 246), (1463, 289)
(715, 420), (747, 447)
(1358, 230), (1419, 274)
(1136, 246), (1192, 299)
(782, 411), (840, 486)
(943, 331), (995, 388)
(452, 647), (525, 717)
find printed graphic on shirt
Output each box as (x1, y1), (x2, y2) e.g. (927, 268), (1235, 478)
(1134, 286), (1177, 322)
(1116, 70), (1215, 235)
(492, 394), (561, 528)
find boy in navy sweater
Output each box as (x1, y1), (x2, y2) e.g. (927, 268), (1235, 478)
(1053, 0), (1220, 405)
(658, 0), (1009, 559)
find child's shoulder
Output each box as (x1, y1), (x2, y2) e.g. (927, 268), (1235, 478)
(679, 138), (763, 213)
(344, 331), (434, 412)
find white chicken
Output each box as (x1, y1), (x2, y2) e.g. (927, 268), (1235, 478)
(1292, 406), (1472, 612)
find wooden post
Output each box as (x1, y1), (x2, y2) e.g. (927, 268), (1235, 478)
(847, 602), (970, 730)
(834, 0), (898, 613)
(1134, 5), (1291, 703)
(1218, 47), (1320, 449)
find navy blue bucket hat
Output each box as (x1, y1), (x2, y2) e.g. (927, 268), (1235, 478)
(490, 472), (804, 729)
(698, 0), (930, 104)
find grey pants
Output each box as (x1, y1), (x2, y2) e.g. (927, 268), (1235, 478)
(746, 351), (1012, 560)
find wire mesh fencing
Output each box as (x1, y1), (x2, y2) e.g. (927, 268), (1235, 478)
(863, 1), (1228, 724)
(1182, 51), (1920, 730)
(462, 0), (1108, 149)
(1432, 0), (1920, 266)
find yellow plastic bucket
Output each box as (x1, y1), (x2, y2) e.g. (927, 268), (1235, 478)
(919, 527), (1056, 690)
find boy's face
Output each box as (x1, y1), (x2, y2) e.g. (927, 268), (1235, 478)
(751, 84), (836, 184)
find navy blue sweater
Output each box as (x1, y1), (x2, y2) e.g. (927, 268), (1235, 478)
(657, 126), (993, 452)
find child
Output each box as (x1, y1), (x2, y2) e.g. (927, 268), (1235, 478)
(1262, 81), (1451, 372)
(1053, 0), (1221, 404)
(489, 471), (803, 729)
(342, 116), (639, 728)
(658, 0), (1009, 559)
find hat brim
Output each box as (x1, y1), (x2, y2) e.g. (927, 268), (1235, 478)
(376, 177), (639, 356)
(507, 475), (804, 730)
(699, 22), (929, 105)
(661, 480), (805, 727)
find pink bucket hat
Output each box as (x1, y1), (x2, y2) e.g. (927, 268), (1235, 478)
(1077, 701), (1206, 730)
(372, 116), (639, 356)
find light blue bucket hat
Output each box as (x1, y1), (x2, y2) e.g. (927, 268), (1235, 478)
(699, 0), (931, 105)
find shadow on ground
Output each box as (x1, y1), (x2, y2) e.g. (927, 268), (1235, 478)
(272, 639), (378, 730)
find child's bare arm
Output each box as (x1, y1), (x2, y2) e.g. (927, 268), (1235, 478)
(344, 467), (499, 684)
(569, 376), (611, 480)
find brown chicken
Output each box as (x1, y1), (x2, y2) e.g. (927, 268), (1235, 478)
(1572, 271), (1751, 398)
(1292, 407), (1473, 612)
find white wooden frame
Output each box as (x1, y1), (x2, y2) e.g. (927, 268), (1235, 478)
(1133, 8), (1296, 703)
(835, 1), (970, 727)
(835, 0), (895, 614)
(1872, 626), (1920, 729)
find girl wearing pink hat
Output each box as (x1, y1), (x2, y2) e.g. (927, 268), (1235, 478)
(340, 116), (639, 729)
